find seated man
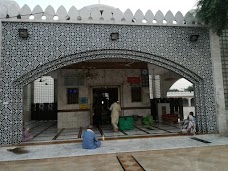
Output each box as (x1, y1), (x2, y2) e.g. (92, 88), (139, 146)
(180, 112), (196, 135)
(82, 125), (101, 149)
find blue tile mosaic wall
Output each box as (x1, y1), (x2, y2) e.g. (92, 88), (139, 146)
(0, 22), (216, 144)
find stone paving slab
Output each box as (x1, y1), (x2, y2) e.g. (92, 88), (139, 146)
(0, 134), (228, 162)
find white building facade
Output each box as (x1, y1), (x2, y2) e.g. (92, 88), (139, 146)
(0, 1), (226, 144)
(167, 91), (195, 119)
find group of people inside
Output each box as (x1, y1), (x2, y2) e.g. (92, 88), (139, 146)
(93, 100), (121, 132)
(85, 101), (196, 149)
(82, 100), (121, 149)
(20, 100), (121, 149)
(21, 101), (195, 149)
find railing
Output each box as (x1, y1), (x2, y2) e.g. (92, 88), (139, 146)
(167, 91), (194, 97)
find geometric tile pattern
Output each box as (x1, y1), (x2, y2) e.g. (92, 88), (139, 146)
(220, 29), (228, 109)
(0, 22), (216, 144)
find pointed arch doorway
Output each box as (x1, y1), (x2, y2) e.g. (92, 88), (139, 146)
(5, 49), (216, 145)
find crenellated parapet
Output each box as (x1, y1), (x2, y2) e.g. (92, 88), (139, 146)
(0, 2), (201, 26)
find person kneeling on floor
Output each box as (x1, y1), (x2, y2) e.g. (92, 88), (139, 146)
(82, 125), (101, 149)
(22, 127), (33, 142)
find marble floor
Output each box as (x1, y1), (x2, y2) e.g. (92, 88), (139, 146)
(2, 121), (227, 170)
(1, 134), (228, 170)
(24, 120), (181, 143)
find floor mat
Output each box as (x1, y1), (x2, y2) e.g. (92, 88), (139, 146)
(117, 155), (145, 171)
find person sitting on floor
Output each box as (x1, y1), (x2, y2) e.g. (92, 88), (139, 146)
(22, 127), (33, 142)
(180, 112), (196, 135)
(82, 125), (101, 149)
(187, 112), (196, 135)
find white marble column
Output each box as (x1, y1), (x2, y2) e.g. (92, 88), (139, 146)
(23, 83), (32, 122)
(148, 65), (155, 99)
(187, 97), (191, 107)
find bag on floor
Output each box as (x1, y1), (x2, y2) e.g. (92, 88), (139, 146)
(142, 115), (153, 126)
(119, 116), (134, 131)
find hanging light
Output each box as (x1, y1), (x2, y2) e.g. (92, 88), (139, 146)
(110, 32), (119, 41)
(190, 35), (199, 42)
(19, 29), (29, 38)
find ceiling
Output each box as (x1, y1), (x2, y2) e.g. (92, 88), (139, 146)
(58, 58), (182, 81)
(62, 61), (148, 69)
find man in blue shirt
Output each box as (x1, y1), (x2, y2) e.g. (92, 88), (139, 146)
(82, 125), (101, 149)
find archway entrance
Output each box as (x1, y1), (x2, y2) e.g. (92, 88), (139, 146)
(7, 49), (214, 145)
(0, 12), (218, 145)
(20, 54), (203, 144)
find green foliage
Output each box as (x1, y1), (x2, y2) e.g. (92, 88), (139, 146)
(196, 0), (228, 36)
(142, 115), (153, 126)
(184, 85), (194, 92)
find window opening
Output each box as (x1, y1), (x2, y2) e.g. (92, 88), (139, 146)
(67, 88), (79, 104)
(131, 87), (142, 102)
(34, 76), (54, 103)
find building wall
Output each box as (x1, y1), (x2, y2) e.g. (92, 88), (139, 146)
(221, 30), (228, 110)
(220, 29), (228, 133)
(0, 22), (217, 144)
(167, 91), (195, 119)
(57, 69), (150, 128)
(210, 31), (227, 135)
(22, 84), (32, 122)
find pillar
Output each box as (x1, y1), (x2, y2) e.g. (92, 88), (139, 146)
(210, 30), (227, 135)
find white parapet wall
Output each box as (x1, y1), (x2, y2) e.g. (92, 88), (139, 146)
(0, 1), (202, 26)
(167, 91), (194, 98)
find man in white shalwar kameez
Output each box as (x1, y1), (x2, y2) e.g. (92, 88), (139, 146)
(109, 101), (121, 132)
(181, 112), (196, 135)
(187, 112), (196, 135)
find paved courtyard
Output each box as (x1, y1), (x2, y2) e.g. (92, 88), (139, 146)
(0, 134), (228, 170)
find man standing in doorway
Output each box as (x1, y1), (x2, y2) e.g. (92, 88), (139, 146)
(110, 101), (121, 132)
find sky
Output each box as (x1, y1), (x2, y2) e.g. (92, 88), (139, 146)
(13, 0), (195, 90)
(170, 78), (192, 90)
